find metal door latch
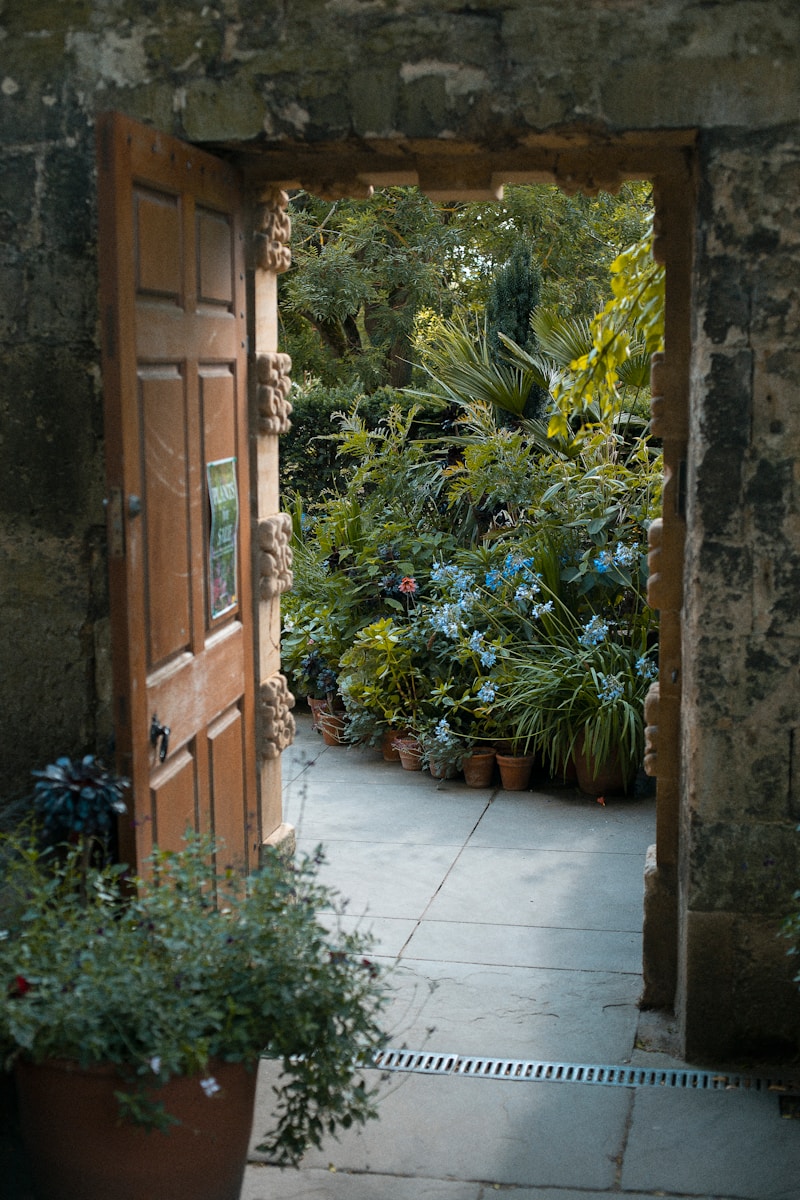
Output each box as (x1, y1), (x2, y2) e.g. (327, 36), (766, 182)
(149, 715), (171, 762)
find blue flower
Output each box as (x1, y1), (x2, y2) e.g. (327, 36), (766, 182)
(579, 616), (609, 646)
(636, 655), (658, 680)
(432, 561), (475, 596)
(480, 646), (497, 667)
(514, 582), (541, 603)
(485, 569), (501, 591)
(477, 682), (496, 703)
(434, 718), (455, 744)
(613, 542), (639, 568)
(530, 600), (554, 619)
(469, 630), (484, 652)
(597, 673), (624, 702)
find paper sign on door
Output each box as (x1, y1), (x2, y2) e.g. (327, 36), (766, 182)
(207, 457), (238, 619)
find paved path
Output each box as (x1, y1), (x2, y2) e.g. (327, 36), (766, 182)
(242, 714), (800, 1199)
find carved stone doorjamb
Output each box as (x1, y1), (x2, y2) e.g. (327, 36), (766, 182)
(250, 187), (296, 859)
(640, 165), (695, 1008)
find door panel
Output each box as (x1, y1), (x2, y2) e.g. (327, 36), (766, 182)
(150, 746), (199, 858)
(140, 367), (192, 665)
(97, 112), (256, 875)
(135, 189), (183, 300)
(208, 706), (247, 865)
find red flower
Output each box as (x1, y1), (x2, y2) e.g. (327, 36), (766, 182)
(12, 975), (32, 996)
(398, 576), (417, 595)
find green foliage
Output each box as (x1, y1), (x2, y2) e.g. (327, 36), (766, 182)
(281, 188), (465, 388)
(0, 832), (387, 1166)
(497, 611), (658, 780)
(281, 183), (654, 394)
(282, 197), (663, 784)
(486, 239), (541, 360)
(410, 316), (551, 422)
(280, 379), (423, 497)
(547, 227), (664, 437)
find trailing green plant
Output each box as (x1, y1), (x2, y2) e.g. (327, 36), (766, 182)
(0, 831), (387, 1166)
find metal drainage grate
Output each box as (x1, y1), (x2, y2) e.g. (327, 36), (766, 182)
(371, 1048), (800, 1095)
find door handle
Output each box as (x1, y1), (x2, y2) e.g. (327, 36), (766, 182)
(149, 715), (171, 762)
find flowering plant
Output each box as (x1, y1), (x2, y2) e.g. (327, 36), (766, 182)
(498, 618), (657, 785)
(0, 831), (387, 1165)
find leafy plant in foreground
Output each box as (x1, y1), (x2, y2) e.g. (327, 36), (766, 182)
(0, 832), (388, 1166)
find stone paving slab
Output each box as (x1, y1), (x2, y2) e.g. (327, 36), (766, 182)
(289, 786), (490, 845)
(403, 918), (642, 975)
(621, 1086), (800, 1199)
(468, 791), (655, 854)
(380, 959), (642, 1061)
(241, 1166), (484, 1199)
(295, 838), (462, 921)
(241, 1173), (723, 1200)
(319, 913), (419, 960)
(423, 844), (645, 931)
(250, 1067), (633, 1192)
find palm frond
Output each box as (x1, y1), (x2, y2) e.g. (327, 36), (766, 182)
(530, 308), (593, 367)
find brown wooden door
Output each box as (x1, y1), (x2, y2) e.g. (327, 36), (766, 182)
(96, 112), (257, 874)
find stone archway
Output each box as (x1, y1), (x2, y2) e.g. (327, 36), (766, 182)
(239, 133), (697, 1029)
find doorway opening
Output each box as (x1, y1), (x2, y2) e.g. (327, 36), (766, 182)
(246, 138), (696, 1017)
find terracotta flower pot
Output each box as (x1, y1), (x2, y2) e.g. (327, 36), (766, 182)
(462, 749), (496, 788)
(320, 710), (347, 745)
(573, 733), (634, 795)
(496, 752), (535, 791)
(381, 728), (403, 761)
(14, 1057), (257, 1200)
(428, 758), (457, 780)
(307, 696), (326, 732)
(394, 737), (422, 770)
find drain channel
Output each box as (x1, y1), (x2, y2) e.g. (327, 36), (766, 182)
(372, 1048), (800, 1094)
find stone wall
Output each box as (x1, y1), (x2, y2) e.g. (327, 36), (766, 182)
(0, 0), (798, 1060)
(681, 127), (800, 1058)
(0, 63), (108, 803)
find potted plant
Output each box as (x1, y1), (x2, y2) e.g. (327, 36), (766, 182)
(501, 622), (657, 794)
(0, 794), (387, 1199)
(415, 718), (470, 780)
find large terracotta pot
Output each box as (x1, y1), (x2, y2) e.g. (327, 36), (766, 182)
(496, 752), (535, 791)
(14, 1057), (258, 1200)
(462, 749), (496, 788)
(573, 732), (634, 795)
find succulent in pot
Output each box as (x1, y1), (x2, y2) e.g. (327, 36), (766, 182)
(31, 753), (129, 848)
(0, 828), (388, 1199)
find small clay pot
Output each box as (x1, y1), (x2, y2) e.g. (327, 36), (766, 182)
(320, 711), (347, 745)
(496, 752), (535, 791)
(462, 749), (496, 788)
(394, 737), (422, 770)
(381, 728), (403, 761)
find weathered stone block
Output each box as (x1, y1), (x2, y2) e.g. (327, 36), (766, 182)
(0, 346), (103, 533)
(686, 815), (800, 917)
(0, 524), (95, 799)
(642, 846), (678, 1010)
(181, 77), (266, 144)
